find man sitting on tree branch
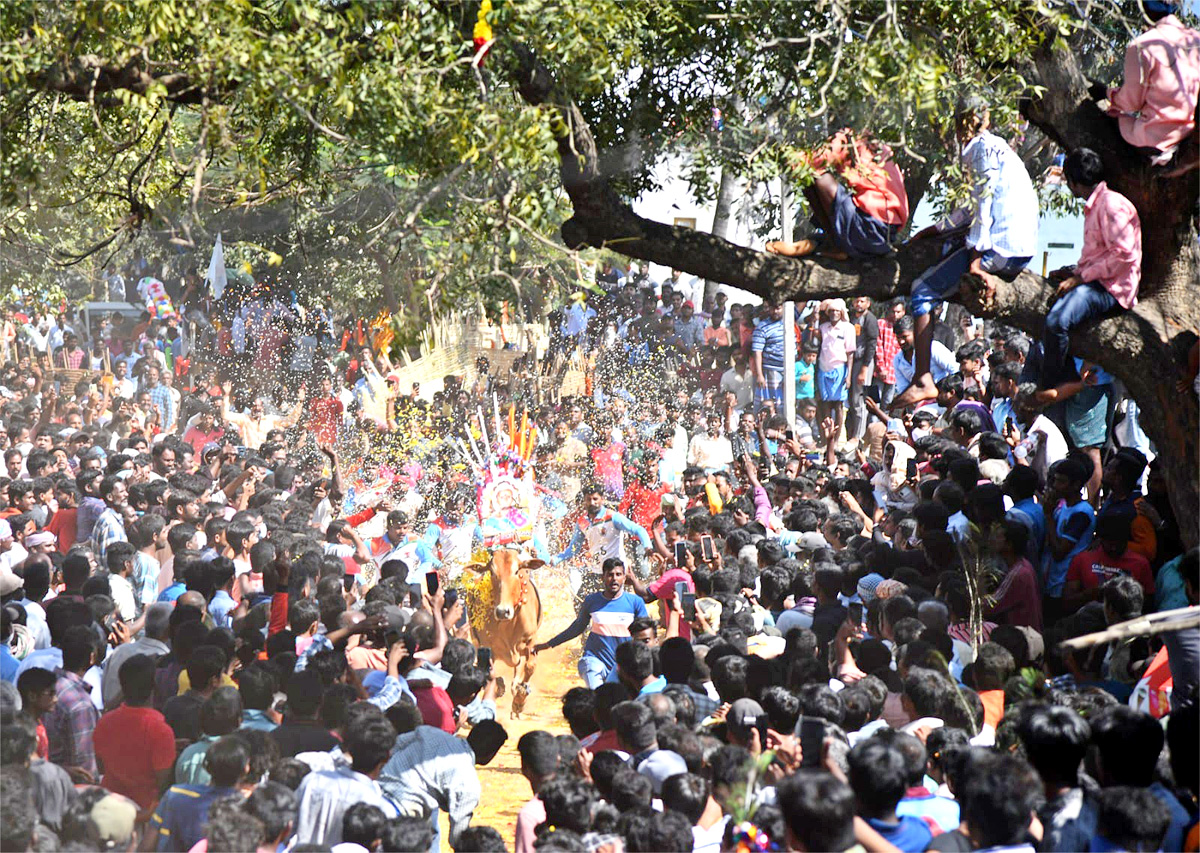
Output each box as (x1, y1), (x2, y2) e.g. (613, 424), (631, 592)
(891, 96), (1039, 411)
(1090, 0), (1200, 171)
(1042, 148), (1142, 390)
(765, 129), (909, 262)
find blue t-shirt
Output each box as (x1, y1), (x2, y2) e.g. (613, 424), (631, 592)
(152, 784), (237, 853)
(751, 319), (786, 372)
(796, 360), (815, 399)
(1045, 501), (1095, 598)
(898, 793), (960, 834)
(866, 815), (934, 853)
(550, 591), (648, 671)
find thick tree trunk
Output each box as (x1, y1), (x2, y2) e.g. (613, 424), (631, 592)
(509, 40), (1199, 546)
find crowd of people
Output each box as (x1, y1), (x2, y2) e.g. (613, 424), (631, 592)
(1, 5), (1199, 853)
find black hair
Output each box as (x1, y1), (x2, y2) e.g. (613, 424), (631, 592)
(454, 825), (508, 853)
(343, 712), (397, 774)
(285, 669), (324, 719)
(1095, 786), (1171, 851)
(709, 654), (748, 703)
(973, 642), (1015, 690)
(518, 730), (561, 779)
(205, 733), (252, 787)
(615, 639), (654, 682)
(381, 816), (435, 853)
(1063, 147), (1105, 186)
(539, 776), (598, 835)
(648, 810), (695, 853)
(244, 780), (298, 842)
(795, 683), (844, 726)
(1015, 705), (1090, 787)
(269, 758), (312, 791)
(957, 751), (1042, 847)
(759, 685), (801, 733)
(237, 663), (277, 712)
(610, 767), (654, 812)
(776, 770), (857, 852)
(342, 802), (388, 849)
(561, 688), (598, 740)
(0, 716), (37, 765)
(611, 701), (656, 752)
(118, 653), (159, 704)
(1090, 706), (1163, 786)
(847, 738), (909, 817)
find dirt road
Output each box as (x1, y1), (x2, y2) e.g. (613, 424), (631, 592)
(437, 567), (581, 850)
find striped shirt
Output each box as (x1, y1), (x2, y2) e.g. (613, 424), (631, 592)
(545, 591), (648, 671)
(963, 130), (1039, 259)
(751, 318), (786, 372)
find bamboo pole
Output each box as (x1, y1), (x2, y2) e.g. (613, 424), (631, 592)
(1059, 606), (1200, 650)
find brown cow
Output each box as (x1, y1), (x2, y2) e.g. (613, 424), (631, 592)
(461, 548), (543, 717)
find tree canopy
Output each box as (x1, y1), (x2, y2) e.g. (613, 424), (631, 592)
(2, 0), (1197, 532)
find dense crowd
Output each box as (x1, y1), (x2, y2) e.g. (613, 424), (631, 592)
(1, 8), (1199, 853)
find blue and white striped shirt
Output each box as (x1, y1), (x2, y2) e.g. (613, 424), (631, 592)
(751, 319), (786, 372)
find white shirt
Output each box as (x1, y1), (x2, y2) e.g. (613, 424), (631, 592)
(719, 368), (753, 407)
(688, 433), (734, 473)
(1014, 414), (1068, 485)
(961, 129), (1040, 259)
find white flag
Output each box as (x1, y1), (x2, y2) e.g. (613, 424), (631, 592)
(206, 233), (227, 299)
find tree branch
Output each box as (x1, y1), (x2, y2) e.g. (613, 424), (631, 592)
(32, 55), (212, 105)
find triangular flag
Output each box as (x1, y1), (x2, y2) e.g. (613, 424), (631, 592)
(206, 233), (227, 299)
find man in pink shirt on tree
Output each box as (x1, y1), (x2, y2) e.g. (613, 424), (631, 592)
(766, 129), (909, 261)
(1043, 148), (1142, 389)
(1091, 1), (1200, 167)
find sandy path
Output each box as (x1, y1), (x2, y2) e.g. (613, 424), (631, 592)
(438, 567), (581, 850)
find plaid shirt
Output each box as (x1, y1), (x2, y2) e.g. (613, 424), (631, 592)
(146, 383), (176, 430)
(876, 319), (899, 385)
(62, 347), (85, 369)
(45, 669), (99, 777)
(378, 726), (480, 845)
(90, 507), (127, 567)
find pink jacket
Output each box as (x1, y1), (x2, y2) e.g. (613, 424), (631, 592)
(1107, 15), (1200, 152)
(1076, 182), (1142, 310)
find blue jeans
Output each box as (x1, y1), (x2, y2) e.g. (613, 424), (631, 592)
(578, 654), (610, 689)
(910, 247), (1031, 317)
(1042, 281), (1118, 387)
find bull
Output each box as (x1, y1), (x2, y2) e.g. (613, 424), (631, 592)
(461, 548), (543, 717)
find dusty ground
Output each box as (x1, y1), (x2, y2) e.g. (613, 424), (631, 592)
(438, 566), (580, 851)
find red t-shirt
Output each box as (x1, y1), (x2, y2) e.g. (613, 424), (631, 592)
(1066, 546), (1155, 596)
(45, 507), (78, 554)
(619, 481), (671, 531)
(307, 397), (343, 445)
(412, 685), (456, 733)
(93, 703), (177, 809)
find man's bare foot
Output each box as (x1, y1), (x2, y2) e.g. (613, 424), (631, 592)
(890, 374), (938, 410)
(1033, 389), (1056, 406)
(766, 239), (817, 257)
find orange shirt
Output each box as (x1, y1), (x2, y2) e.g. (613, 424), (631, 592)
(808, 129), (909, 227)
(979, 689), (1005, 730)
